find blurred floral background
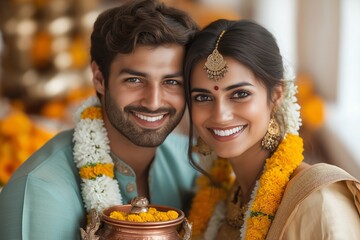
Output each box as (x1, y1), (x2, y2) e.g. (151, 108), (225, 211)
(1, 0), (358, 189)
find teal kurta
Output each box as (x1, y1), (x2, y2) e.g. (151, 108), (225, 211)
(0, 130), (198, 240)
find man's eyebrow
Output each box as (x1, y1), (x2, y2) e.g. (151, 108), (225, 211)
(119, 69), (183, 79)
(119, 68), (147, 77)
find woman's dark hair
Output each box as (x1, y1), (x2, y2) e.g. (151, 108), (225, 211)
(90, 0), (199, 90)
(184, 19), (285, 177)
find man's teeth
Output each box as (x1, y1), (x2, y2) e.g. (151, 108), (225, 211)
(213, 126), (243, 137)
(135, 113), (164, 122)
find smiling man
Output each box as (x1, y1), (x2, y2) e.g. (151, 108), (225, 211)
(0, 0), (199, 239)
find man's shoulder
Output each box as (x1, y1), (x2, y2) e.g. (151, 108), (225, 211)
(8, 129), (77, 183)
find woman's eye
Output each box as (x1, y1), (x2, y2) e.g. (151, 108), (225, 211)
(232, 91), (250, 99)
(193, 94), (212, 102)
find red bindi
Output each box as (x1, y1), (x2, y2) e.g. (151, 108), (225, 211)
(214, 85), (219, 91)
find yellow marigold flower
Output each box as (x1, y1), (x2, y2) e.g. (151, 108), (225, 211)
(154, 212), (170, 222)
(188, 186), (227, 237)
(0, 111), (32, 137)
(211, 157), (233, 184)
(41, 100), (67, 119)
(109, 208), (178, 223)
(79, 163), (114, 179)
(247, 215), (271, 239)
(301, 95), (325, 130)
(139, 212), (156, 222)
(127, 214), (143, 222)
(110, 211), (127, 220)
(166, 210), (179, 220)
(296, 73), (314, 103)
(148, 207), (158, 215)
(81, 107), (102, 120)
(196, 175), (211, 188)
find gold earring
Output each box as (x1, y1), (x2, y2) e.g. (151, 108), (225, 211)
(193, 136), (212, 156)
(261, 117), (281, 152)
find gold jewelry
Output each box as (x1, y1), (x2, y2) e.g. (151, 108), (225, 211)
(203, 30), (228, 81)
(193, 136), (212, 156)
(226, 184), (247, 229)
(261, 117), (281, 152)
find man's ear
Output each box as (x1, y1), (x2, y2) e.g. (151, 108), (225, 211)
(91, 61), (105, 95)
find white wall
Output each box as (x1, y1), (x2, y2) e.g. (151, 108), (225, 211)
(297, 0), (340, 102)
(252, 0), (298, 69)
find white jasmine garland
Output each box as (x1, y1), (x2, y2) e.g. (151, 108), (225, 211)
(73, 96), (122, 214)
(277, 63), (302, 135)
(203, 201), (226, 240)
(239, 181), (260, 239)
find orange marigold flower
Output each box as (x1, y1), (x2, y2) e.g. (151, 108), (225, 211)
(166, 210), (179, 220)
(81, 107), (102, 120)
(109, 208), (178, 223)
(139, 212), (156, 222)
(79, 163), (114, 179)
(127, 214), (143, 222)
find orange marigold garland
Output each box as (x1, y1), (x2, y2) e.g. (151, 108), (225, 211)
(188, 157), (234, 238)
(189, 134), (304, 240)
(242, 134), (303, 239)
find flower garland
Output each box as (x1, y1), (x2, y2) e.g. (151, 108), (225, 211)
(188, 157), (234, 237)
(189, 134), (304, 240)
(73, 97), (122, 214)
(241, 134), (303, 239)
(278, 61), (302, 135)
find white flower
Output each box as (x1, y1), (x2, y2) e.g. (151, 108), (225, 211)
(81, 176), (122, 213)
(240, 181), (260, 239)
(73, 97), (123, 214)
(277, 63), (302, 135)
(204, 201), (226, 240)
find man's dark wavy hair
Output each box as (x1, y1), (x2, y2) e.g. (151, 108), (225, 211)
(90, 0), (199, 88)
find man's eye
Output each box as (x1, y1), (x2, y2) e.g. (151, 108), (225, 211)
(126, 77), (141, 83)
(193, 94), (212, 102)
(164, 79), (181, 85)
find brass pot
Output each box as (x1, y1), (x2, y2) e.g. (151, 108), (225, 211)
(98, 204), (186, 240)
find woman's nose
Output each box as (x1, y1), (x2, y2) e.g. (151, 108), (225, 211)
(212, 100), (233, 123)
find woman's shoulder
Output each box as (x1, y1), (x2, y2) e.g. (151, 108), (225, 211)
(268, 162), (360, 239)
(284, 177), (360, 239)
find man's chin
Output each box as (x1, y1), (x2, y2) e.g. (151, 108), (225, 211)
(130, 138), (166, 147)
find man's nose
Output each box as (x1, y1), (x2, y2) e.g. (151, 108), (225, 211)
(141, 84), (163, 111)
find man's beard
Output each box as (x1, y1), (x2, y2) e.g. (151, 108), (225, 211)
(104, 91), (184, 147)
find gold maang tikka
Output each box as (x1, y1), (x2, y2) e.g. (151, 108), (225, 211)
(204, 30), (228, 81)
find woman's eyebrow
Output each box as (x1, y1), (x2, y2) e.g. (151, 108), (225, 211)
(223, 82), (253, 91)
(191, 88), (211, 93)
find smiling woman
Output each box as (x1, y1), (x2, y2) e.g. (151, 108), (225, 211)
(184, 19), (360, 240)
